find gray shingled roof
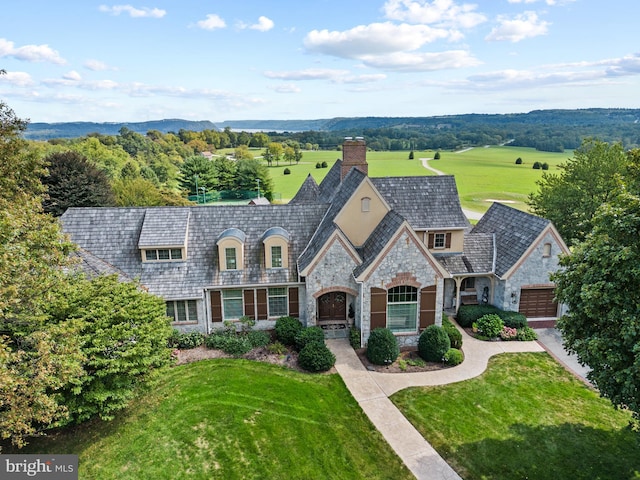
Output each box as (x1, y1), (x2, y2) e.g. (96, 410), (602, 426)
(289, 174), (321, 205)
(61, 204), (327, 299)
(371, 176), (470, 230)
(138, 208), (189, 247)
(353, 210), (406, 277)
(317, 159), (343, 203)
(471, 202), (549, 277)
(297, 168), (367, 272)
(71, 248), (133, 280)
(434, 233), (495, 275)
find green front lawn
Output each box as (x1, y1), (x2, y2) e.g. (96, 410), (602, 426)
(23, 360), (412, 480)
(392, 352), (640, 480)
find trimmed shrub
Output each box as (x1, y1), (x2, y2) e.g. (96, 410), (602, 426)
(366, 328), (400, 365)
(409, 150), (414, 159)
(321, 161), (328, 168)
(498, 311), (528, 329)
(477, 314), (504, 338)
(516, 326), (538, 341)
(298, 342), (336, 372)
(456, 304), (501, 327)
(246, 330), (271, 348)
(315, 162), (322, 168)
(434, 151), (441, 160)
(274, 316), (303, 346)
(349, 327), (361, 349)
(533, 161), (542, 169)
(442, 317), (463, 349)
(295, 326), (325, 351)
(444, 348), (463, 366)
(221, 335), (253, 356)
(542, 162), (549, 170)
(515, 157), (523, 165)
(283, 167), (291, 175)
(418, 325), (451, 362)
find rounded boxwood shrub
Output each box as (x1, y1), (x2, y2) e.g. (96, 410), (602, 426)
(274, 316), (303, 346)
(443, 348), (463, 366)
(366, 328), (400, 365)
(295, 326), (325, 351)
(418, 325), (451, 362)
(284, 167), (291, 175)
(476, 314), (504, 338)
(298, 341), (336, 372)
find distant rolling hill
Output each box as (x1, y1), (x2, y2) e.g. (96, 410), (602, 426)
(24, 119), (218, 140)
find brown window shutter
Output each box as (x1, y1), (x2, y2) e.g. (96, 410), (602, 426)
(243, 290), (255, 320)
(370, 287), (387, 330)
(256, 289), (268, 320)
(288, 287), (299, 318)
(445, 232), (452, 248)
(210, 290), (222, 323)
(428, 233), (434, 249)
(419, 285), (437, 330)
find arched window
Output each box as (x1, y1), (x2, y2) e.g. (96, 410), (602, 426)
(387, 286), (418, 333)
(217, 228), (245, 271)
(361, 197), (371, 212)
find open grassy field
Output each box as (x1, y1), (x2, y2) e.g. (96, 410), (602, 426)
(393, 353), (640, 480)
(266, 147), (569, 212)
(21, 360), (412, 480)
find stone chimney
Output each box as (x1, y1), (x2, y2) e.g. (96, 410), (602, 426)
(341, 137), (368, 180)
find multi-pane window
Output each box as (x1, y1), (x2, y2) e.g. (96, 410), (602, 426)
(225, 247), (237, 270)
(268, 287), (288, 317)
(145, 248), (183, 261)
(222, 289), (243, 319)
(434, 233), (446, 249)
(166, 300), (198, 323)
(271, 246), (283, 268)
(387, 286), (418, 333)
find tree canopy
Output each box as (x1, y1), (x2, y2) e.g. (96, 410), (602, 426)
(528, 139), (629, 245)
(553, 189), (640, 431)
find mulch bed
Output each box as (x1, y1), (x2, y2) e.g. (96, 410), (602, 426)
(355, 347), (453, 373)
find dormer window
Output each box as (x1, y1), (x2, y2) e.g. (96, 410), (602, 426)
(434, 233), (446, 249)
(428, 231), (452, 250)
(144, 248), (184, 261)
(138, 208), (189, 262)
(361, 197), (371, 212)
(217, 228), (246, 271)
(262, 227), (289, 269)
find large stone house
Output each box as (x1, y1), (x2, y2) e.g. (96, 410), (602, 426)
(61, 138), (569, 346)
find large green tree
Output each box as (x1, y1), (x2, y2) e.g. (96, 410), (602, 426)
(553, 189), (640, 431)
(0, 99), (84, 449)
(42, 150), (116, 216)
(528, 138), (629, 245)
(47, 275), (173, 424)
(178, 155), (217, 194)
(236, 158), (273, 200)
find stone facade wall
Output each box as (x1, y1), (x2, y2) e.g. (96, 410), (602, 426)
(304, 238), (360, 327)
(360, 230), (442, 347)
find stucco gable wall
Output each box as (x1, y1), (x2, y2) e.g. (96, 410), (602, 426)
(495, 230), (564, 311)
(361, 230), (443, 347)
(303, 237), (360, 327)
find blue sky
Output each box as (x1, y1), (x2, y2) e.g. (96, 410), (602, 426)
(1, 0), (639, 123)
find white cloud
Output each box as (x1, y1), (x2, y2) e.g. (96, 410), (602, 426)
(508, 0), (575, 5)
(240, 16), (274, 32)
(264, 68), (350, 81)
(63, 70), (82, 81)
(84, 59), (115, 71)
(304, 22), (453, 59)
(383, 0), (487, 29)
(269, 84), (302, 93)
(485, 11), (549, 42)
(0, 38), (66, 64)
(98, 5), (166, 18)
(196, 14), (226, 30)
(0, 71), (34, 87)
(361, 49), (481, 71)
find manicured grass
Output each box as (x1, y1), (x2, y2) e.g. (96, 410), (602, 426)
(267, 147), (569, 212)
(23, 360), (412, 480)
(392, 353), (640, 480)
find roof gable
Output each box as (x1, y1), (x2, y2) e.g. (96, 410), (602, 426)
(138, 208), (189, 248)
(471, 202), (551, 277)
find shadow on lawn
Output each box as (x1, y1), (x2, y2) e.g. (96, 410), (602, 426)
(453, 422), (640, 480)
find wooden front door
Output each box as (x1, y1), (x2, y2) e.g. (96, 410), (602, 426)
(318, 292), (347, 322)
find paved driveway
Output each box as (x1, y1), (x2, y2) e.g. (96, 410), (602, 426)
(536, 328), (591, 384)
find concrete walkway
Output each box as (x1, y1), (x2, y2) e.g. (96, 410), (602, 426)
(326, 326), (544, 480)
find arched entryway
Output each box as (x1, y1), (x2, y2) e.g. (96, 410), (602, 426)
(317, 291), (348, 338)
